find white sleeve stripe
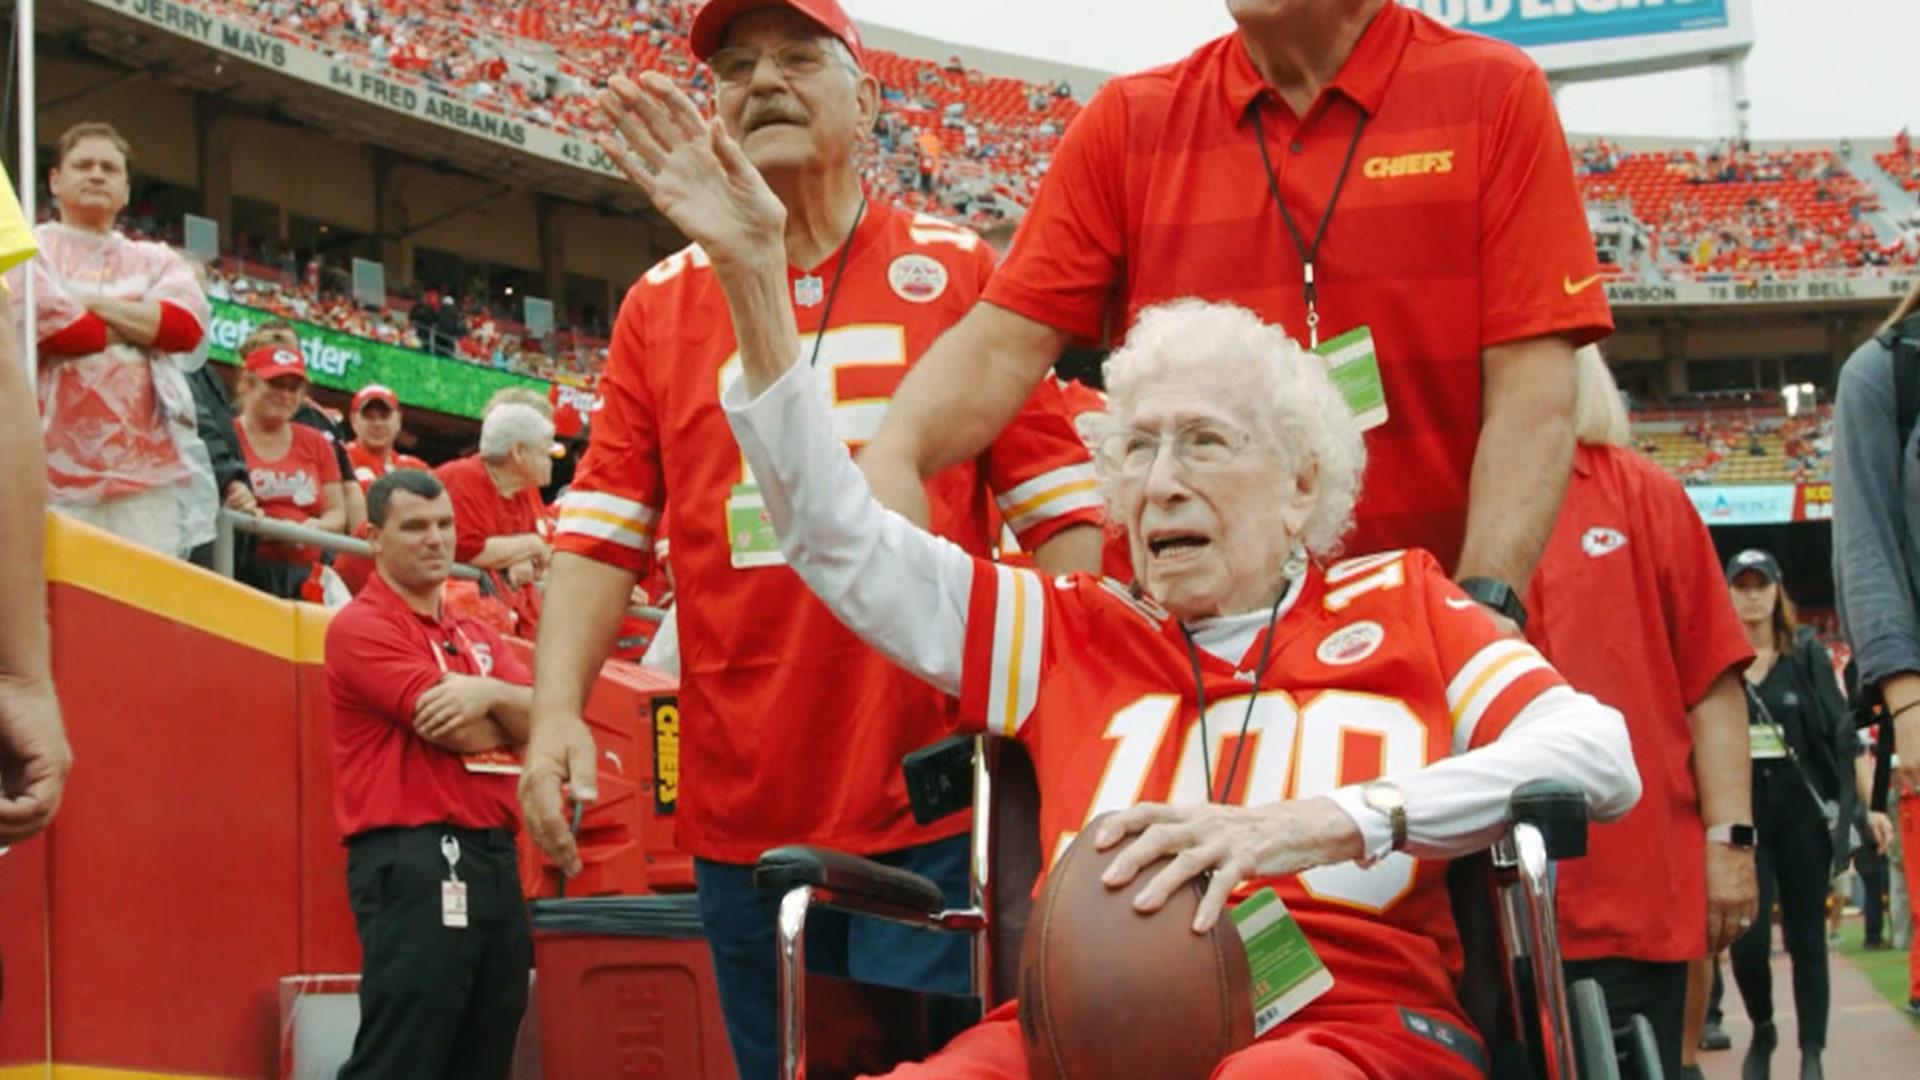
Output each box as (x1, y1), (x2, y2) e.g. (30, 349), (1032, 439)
(555, 514), (650, 550)
(986, 565), (1044, 736)
(558, 490), (660, 526)
(994, 463), (1099, 512)
(1452, 654), (1557, 754)
(1003, 488), (1105, 535)
(1445, 639), (1536, 710)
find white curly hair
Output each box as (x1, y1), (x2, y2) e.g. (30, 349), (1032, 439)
(1092, 299), (1367, 560)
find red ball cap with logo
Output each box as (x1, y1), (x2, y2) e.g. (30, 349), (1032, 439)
(244, 345), (307, 381)
(689, 0), (863, 63)
(351, 384), (400, 415)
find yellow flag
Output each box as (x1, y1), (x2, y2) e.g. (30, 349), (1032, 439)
(0, 163), (36, 275)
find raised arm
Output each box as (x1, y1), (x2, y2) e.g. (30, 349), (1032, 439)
(595, 72), (979, 693)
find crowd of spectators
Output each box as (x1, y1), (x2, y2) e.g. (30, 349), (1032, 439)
(1634, 406), (1836, 486)
(214, 0), (1078, 230)
(1573, 138), (1916, 277)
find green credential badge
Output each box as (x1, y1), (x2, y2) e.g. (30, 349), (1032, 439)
(1314, 325), (1388, 432)
(1231, 886), (1335, 1038)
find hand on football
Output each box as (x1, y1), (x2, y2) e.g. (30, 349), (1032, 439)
(597, 72), (785, 271)
(1093, 798), (1365, 935)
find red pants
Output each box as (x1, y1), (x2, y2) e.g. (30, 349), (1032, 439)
(868, 999), (1484, 1080)
(1903, 793), (1920, 1002)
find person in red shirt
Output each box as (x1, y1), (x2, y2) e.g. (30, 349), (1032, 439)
(691, 216), (1640, 1075)
(432, 402), (555, 586)
(325, 469), (533, 1080)
(345, 384), (428, 492)
(229, 345), (346, 598)
(1522, 347), (1757, 1080)
(518, 5), (1101, 1077)
(858, 0), (1611, 634)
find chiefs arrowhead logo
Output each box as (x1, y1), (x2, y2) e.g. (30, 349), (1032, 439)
(1580, 527), (1627, 559)
(1316, 620), (1385, 667)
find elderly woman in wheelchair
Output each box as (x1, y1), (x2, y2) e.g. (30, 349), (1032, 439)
(716, 290), (1641, 1077)
(544, 78), (1643, 1079)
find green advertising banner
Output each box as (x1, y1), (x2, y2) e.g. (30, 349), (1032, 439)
(203, 297), (548, 421)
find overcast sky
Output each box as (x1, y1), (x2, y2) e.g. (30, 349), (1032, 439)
(839, 0), (1918, 140)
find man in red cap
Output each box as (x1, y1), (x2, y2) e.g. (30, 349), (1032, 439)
(346, 384), (428, 493)
(519, 2), (1102, 1077)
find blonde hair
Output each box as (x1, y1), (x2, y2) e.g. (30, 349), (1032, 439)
(1094, 300), (1366, 559)
(55, 122), (131, 167)
(1572, 345), (1632, 447)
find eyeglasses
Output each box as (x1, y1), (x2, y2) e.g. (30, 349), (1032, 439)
(708, 41), (836, 85)
(1098, 422), (1257, 479)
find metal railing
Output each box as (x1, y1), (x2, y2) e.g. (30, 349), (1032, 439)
(211, 510), (671, 626)
(211, 509), (485, 582)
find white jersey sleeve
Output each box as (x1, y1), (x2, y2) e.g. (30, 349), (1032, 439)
(721, 361), (975, 696)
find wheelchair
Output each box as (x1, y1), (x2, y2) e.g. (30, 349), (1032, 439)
(755, 735), (1665, 1080)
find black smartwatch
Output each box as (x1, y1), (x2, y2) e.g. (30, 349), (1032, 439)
(1705, 823), (1757, 850)
(1458, 577), (1527, 631)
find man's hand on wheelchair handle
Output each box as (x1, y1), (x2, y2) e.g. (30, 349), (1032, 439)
(1094, 798), (1364, 935)
(517, 712), (599, 878)
(1703, 840), (1758, 955)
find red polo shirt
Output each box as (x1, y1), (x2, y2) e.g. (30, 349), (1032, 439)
(346, 442), (430, 492)
(324, 572), (530, 840)
(1523, 444), (1753, 962)
(990, 2), (1612, 570)
(434, 453), (550, 564)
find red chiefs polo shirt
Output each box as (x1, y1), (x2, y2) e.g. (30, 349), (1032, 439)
(346, 442), (430, 492)
(434, 453), (550, 564)
(325, 571), (530, 840)
(1523, 443), (1753, 962)
(990, 1), (1612, 570)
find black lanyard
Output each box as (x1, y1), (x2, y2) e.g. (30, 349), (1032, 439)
(1251, 104), (1368, 348)
(804, 195), (867, 368)
(1179, 587), (1290, 804)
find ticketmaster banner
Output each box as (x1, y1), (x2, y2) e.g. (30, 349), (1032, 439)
(203, 298), (547, 420)
(1402, 0), (1729, 49)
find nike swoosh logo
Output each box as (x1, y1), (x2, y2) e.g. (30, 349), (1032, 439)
(1563, 273), (1602, 296)
(1445, 597), (1479, 610)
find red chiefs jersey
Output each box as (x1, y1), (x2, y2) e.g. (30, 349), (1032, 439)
(959, 549), (1565, 1026)
(236, 421), (342, 564)
(346, 442), (429, 491)
(556, 202), (1102, 862)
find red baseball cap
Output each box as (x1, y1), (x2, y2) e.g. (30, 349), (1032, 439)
(243, 345), (307, 381)
(351, 384), (400, 415)
(689, 0), (863, 63)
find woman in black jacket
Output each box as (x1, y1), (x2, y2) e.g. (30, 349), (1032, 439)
(1723, 549), (1857, 1080)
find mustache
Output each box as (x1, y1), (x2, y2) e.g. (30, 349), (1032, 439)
(742, 96), (809, 131)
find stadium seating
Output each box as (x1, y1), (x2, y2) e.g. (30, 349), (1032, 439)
(1574, 140), (1905, 276)
(1629, 404), (1833, 485)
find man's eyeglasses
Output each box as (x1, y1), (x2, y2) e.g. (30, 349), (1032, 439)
(708, 41), (836, 85)
(1098, 422), (1256, 479)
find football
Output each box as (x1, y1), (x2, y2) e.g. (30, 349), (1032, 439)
(1018, 816), (1256, 1080)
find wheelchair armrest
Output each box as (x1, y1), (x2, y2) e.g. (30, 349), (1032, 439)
(754, 845), (949, 923)
(1507, 779), (1588, 861)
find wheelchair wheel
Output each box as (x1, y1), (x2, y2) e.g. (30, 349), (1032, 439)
(1569, 978), (1622, 1080)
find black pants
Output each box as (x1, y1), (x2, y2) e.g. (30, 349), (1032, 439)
(1728, 763), (1833, 1050)
(1564, 957), (1687, 1080)
(1859, 848), (1890, 943)
(339, 825), (532, 1080)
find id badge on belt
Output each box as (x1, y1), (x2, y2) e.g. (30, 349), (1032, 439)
(441, 834), (469, 930)
(727, 483), (786, 568)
